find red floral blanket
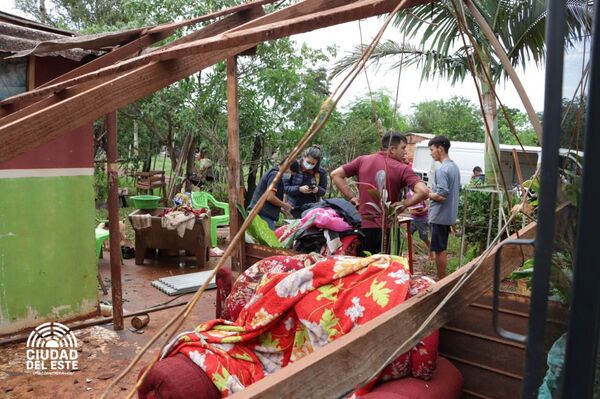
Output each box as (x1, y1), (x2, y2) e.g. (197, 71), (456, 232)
(163, 255), (435, 397)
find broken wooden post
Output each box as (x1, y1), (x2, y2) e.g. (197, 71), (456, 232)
(227, 55), (242, 274)
(106, 111), (124, 331)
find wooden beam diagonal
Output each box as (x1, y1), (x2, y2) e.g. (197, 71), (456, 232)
(0, 0), (431, 163)
(0, 11), (264, 164)
(0, 0), (278, 112)
(0, 0), (354, 117)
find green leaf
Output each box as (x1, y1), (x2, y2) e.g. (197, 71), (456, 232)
(319, 309), (340, 338)
(317, 283), (342, 301)
(366, 279), (392, 308)
(367, 188), (382, 202)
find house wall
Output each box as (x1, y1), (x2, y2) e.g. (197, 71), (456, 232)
(0, 55), (97, 334)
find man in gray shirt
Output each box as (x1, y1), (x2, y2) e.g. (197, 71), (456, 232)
(427, 136), (461, 279)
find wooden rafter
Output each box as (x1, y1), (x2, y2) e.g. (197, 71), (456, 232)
(0, 10), (262, 164)
(0, 0), (354, 115)
(0, 0), (277, 115)
(0, 0), (431, 164)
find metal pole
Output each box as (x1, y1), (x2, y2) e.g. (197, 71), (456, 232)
(486, 192), (495, 248)
(561, 1), (600, 396)
(459, 189), (468, 267)
(497, 191), (503, 239)
(107, 112), (124, 331)
(520, 0), (566, 396)
(0, 300), (188, 347)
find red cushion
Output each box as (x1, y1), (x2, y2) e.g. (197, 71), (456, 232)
(361, 357), (463, 399)
(137, 353), (220, 399)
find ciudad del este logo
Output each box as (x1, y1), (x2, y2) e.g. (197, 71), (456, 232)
(25, 322), (79, 373)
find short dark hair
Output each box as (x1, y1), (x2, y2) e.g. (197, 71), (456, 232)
(428, 136), (451, 153)
(290, 160), (300, 173)
(473, 166), (483, 173)
(279, 160), (300, 174)
(381, 131), (407, 149)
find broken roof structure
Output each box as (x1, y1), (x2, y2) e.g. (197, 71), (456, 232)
(3, 0), (589, 397)
(0, 10), (95, 61)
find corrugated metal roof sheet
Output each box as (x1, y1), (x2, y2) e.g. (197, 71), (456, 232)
(0, 12), (99, 61)
(0, 11), (74, 36)
(7, 27), (144, 59)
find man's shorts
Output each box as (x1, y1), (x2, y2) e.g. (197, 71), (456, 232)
(430, 223), (451, 253)
(410, 219), (430, 242)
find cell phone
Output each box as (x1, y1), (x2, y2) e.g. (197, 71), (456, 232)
(309, 185), (316, 190)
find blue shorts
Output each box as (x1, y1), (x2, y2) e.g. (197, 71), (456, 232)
(410, 219), (430, 242)
(430, 223), (451, 253)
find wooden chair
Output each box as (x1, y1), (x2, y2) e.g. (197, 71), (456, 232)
(135, 171), (167, 202)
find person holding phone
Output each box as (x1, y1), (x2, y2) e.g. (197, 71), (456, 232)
(284, 145), (328, 218)
(248, 161), (298, 229)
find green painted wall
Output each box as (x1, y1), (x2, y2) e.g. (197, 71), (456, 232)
(0, 175), (98, 333)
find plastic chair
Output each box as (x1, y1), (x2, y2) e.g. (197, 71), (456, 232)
(191, 192), (230, 247)
(95, 228), (110, 294)
(95, 228), (110, 258)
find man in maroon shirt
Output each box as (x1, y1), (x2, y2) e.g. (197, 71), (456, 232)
(331, 132), (429, 255)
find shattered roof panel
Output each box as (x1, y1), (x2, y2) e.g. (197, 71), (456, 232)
(0, 11), (74, 36)
(0, 21), (96, 61)
(7, 28), (145, 59)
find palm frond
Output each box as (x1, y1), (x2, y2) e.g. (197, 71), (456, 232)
(330, 40), (471, 85)
(332, 0), (593, 88)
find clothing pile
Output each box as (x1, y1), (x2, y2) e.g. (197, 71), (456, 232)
(275, 198), (363, 256)
(162, 254), (439, 397)
(158, 206), (208, 238)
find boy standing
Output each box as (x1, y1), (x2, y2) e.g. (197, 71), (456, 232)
(427, 136), (461, 279)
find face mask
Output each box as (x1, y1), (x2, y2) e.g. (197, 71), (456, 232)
(303, 160), (315, 170)
(283, 172), (291, 180)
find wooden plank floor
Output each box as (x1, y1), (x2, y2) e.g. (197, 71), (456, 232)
(440, 291), (568, 399)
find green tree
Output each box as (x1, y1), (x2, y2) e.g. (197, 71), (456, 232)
(185, 38), (336, 202)
(560, 97), (586, 150)
(497, 107), (539, 146)
(332, 0), (592, 186)
(15, 0), (336, 202)
(320, 90), (409, 169)
(16, 0), (131, 31)
(409, 96), (484, 141)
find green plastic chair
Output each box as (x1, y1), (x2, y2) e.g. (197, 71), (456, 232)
(95, 228), (110, 258)
(191, 191), (230, 247)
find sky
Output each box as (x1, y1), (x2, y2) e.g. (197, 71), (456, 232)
(0, 0), (589, 115)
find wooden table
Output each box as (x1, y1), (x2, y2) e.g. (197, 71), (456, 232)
(128, 208), (210, 268)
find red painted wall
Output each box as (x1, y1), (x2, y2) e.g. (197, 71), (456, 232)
(0, 56), (94, 170)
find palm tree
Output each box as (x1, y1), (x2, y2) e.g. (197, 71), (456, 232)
(332, 0), (592, 186)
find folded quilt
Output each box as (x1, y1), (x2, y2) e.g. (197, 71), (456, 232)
(162, 255), (437, 397)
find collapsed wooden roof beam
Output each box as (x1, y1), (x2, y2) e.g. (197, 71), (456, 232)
(231, 206), (554, 398)
(0, 0), (354, 116)
(0, 0), (432, 163)
(0, 0), (278, 115)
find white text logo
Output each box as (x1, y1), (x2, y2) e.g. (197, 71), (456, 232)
(25, 322), (79, 375)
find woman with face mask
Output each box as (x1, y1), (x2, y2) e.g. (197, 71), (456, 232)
(283, 145), (328, 219)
